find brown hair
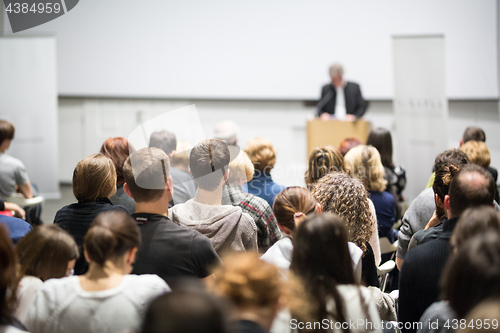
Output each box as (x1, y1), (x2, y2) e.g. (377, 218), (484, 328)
(122, 147), (169, 203)
(227, 151), (254, 184)
(190, 139), (230, 191)
(100, 137), (135, 185)
(460, 140), (491, 169)
(0, 120), (15, 145)
(245, 137), (277, 173)
(462, 126), (486, 143)
(273, 187), (318, 233)
(451, 206), (500, 250)
(73, 153), (117, 202)
(84, 210), (140, 266)
(344, 145), (387, 192)
(460, 299), (500, 333)
(433, 165), (461, 203)
(16, 224), (78, 281)
(366, 128), (394, 168)
(305, 146), (344, 186)
(0, 226), (17, 321)
(432, 149), (469, 173)
(338, 138), (361, 156)
(311, 172), (373, 253)
(171, 141), (192, 169)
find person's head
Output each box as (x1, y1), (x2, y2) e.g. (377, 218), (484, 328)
(100, 137), (134, 185)
(451, 206), (500, 250)
(273, 187), (320, 236)
(142, 287), (229, 333)
(344, 145), (387, 192)
(338, 137), (361, 156)
(329, 63), (344, 88)
(73, 153), (117, 202)
(227, 151), (254, 186)
(211, 252), (284, 329)
(84, 210), (141, 273)
(122, 147), (172, 204)
(446, 164), (495, 218)
(0, 120), (14, 151)
(366, 128), (394, 168)
(310, 172), (373, 253)
(0, 226), (17, 320)
(442, 233), (500, 318)
(214, 121), (239, 146)
(462, 126), (486, 145)
(304, 146), (344, 186)
(432, 164), (461, 219)
(149, 131), (177, 156)
(16, 224), (79, 281)
(432, 149), (469, 173)
(190, 139), (230, 191)
(460, 140), (491, 169)
(460, 299), (500, 333)
(171, 141), (192, 170)
(245, 137), (278, 174)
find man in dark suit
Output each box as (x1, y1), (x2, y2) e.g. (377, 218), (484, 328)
(317, 63), (367, 120)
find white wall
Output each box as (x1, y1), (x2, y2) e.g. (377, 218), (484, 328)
(58, 98), (500, 202)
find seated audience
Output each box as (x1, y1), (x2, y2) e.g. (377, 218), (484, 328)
(288, 214), (382, 332)
(149, 131), (197, 205)
(169, 139), (257, 255)
(211, 252), (285, 333)
(214, 120), (239, 146)
(123, 147), (219, 287)
(311, 172), (379, 287)
(13, 224), (78, 323)
(222, 151), (281, 252)
(0, 214), (31, 244)
(54, 153), (127, 275)
(0, 199), (25, 219)
(396, 149), (469, 270)
(26, 210), (170, 333)
(245, 138), (286, 207)
(460, 126), (498, 182)
(304, 146), (344, 188)
(345, 145), (398, 244)
(338, 137), (361, 156)
(450, 205), (500, 249)
(367, 128), (406, 219)
(100, 137), (136, 214)
(399, 164), (496, 333)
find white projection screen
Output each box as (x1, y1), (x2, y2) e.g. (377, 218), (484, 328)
(3, 0), (498, 100)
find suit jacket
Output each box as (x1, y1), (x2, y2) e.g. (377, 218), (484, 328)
(317, 82), (367, 118)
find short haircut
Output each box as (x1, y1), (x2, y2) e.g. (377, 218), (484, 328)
(123, 147), (170, 203)
(190, 139), (230, 191)
(227, 151), (254, 184)
(100, 137), (134, 184)
(452, 206), (500, 250)
(432, 149), (469, 173)
(449, 164), (495, 217)
(460, 140), (491, 169)
(344, 145), (387, 192)
(305, 146), (344, 186)
(213, 121), (239, 146)
(329, 63), (344, 77)
(0, 120), (15, 145)
(73, 153), (117, 202)
(149, 131), (177, 155)
(463, 126), (486, 143)
(16, 224), (79, 281)
(244, 137), (277, 173)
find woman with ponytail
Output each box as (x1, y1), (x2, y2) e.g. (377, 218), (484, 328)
(26, 210), (170, 333)
(304, 146), (344, 187)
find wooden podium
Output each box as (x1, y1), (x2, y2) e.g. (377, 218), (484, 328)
(307, 119), (372, 155)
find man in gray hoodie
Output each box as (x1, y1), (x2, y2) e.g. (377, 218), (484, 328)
(169, 139), (258, 256)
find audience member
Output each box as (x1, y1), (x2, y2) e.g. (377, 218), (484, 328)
(0, 214), (31, 244)
(169, 139), (257, 255)
(367, 128), (406, 219)
(211, 252), (285, 333)
(396, 148), (469, 270)
(399, 164), (496, 333)
(123, 147), (219, 287)
(338, 137), (361, 156)
(311, 172), (380, 287)
(13, 224), (78, 323)
(450, 205), (500, 250)
(26, 210), (170, 333)
(214, 120), (239, 146)
(0, 199), (25, 219)
(54, 153), (127, 275)
(304, 146), (344, 188)
(288, 214), (381, 332)
(100, 137), (136, 214)
(171, 140), (192, 171)
(345, 145), (398, 244)
(149, 130), (197, 205)
(245, 138), (286, 207)
(222, 151), (281, 252)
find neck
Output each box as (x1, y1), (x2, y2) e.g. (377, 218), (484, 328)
(195, 187), (223, 206)
(134, 199), (170, 216)
(86, 261), (125, 278)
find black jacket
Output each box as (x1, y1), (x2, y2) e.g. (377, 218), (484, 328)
(317, 82), (367, 118)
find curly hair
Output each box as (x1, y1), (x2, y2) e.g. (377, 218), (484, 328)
(344, 145), (387, 192)
(244, 137), (277, 173)
(304, 146), (344, 187)
(310, 172), (374, 254)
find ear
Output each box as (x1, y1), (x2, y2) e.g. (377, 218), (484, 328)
(123, 183), (134, 199)
(127, 247), (138, 265)
(223, 168), (230, 182)
(316, 203), (322, 214)
(459, 139), (464, 147)
(278, 224), (293, 236)
(166, 175), (173, 194)
(83, 248), (91, 264)
(444, 194), (451, 211)
(168, 151), (176, 161)
(434, 193), (443, 208)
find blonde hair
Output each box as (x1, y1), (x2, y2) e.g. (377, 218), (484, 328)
(460, 140), (491, 169)
(305, 146), (344, 186)
(73, 153), (117, 202)
(228, 151), (254, 184)
(245, 137), (277, 173)
(171, 141), (192, 168)
(344, 145), (387, 192)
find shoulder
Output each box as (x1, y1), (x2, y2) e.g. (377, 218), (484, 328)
(321, 83), (332, 91)
(124, 274), (171, 293)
